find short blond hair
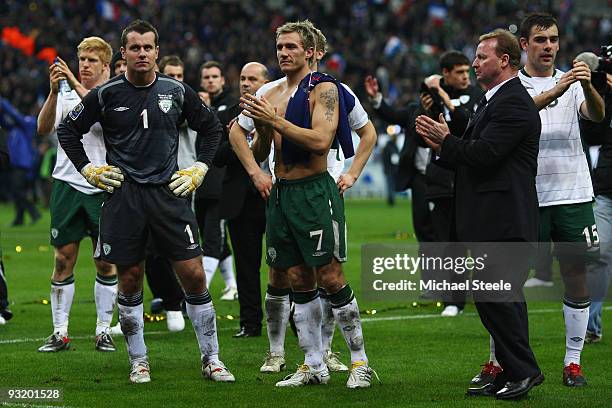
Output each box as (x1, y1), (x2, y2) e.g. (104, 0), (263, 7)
(479, 29), (521, 69)
(77, 36), (112, 65)
(275, 20), (316, 62)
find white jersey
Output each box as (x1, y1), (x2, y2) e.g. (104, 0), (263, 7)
(519, 69), (593, 207)
(52, 90), (107, 194)
(237, 76), (369, 182)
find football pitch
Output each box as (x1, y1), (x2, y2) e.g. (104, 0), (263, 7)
(0, 200), (610, 407)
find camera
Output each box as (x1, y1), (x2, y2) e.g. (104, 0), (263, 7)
(419, 82), (444, 119)
(592, 45), (612, 94)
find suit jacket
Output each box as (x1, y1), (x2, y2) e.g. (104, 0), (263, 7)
(435, 77), (541, 242)
(213, 122), (263, 220)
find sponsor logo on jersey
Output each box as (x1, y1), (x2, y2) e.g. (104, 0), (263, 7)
(103, 243), (111, 255)
(217, 104), (227, 112)
(187, 244), (199, 250)
(313, 251), (327, 257)
(68, 103), (84, 120)
(113, 106), (130, 111)
(158, 94), (173, 113)
(267, 247), (277, 262)
(51, 228), (59, 239)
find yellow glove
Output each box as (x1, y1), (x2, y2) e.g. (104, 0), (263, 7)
(168, 161), (208, 197)
(80, 163), (124, 193)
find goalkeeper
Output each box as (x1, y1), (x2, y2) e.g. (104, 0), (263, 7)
(58, 20), (233, 384)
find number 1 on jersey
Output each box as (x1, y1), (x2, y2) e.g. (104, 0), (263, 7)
(140, 108), (149, 129)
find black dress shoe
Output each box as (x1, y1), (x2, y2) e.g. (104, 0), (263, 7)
(233, 327), (261, 338)
(467, 382), (502, 397)
(495, 372), (544, 400)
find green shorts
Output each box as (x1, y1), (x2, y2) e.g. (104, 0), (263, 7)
(49, 179), (105, 247)
(539, 201), (599, 261)
(266, 172), (347, 269)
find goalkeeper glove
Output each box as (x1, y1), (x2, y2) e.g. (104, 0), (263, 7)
(168, 161), (208, 197)
(80, 163), (124, 193)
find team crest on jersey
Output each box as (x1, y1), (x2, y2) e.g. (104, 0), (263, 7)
(51, 228), (59, 239)
(158, 94), (173, 113)
(103, 243), (111, 256)
(267, 247), (277, 262)
(69, 103), (84, 120)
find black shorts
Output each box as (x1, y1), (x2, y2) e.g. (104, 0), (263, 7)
(98, 181), (202, 265)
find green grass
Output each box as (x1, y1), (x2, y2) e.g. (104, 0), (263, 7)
(0, 200), (610, 407)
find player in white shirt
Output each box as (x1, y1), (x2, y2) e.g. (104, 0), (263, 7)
(233, 21), (376, 384)
(36, 37), (119, 353)
(517, 13), (604, 387)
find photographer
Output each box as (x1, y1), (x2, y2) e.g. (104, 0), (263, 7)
(365, 51), (484, 314)
(579, 49), (612, 344)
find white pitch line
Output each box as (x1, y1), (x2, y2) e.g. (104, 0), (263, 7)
(361, 305), (612, 322)
(1, 306), (610, 345)
(1, 403), (72, 408)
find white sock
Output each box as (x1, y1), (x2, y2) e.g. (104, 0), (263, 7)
(50, 275), (75, 336)
(118, 292), (147, 363)
(563, 300), (590, 366)
(185, 291), (219, 365)
(293, 292), (323, 370)
(203, 256), (220, 289)
(219, 255), (237, 289)
(319, 292), (335, 352)
(94, 274), (118, 336)
(331, 289), (368, 364)
(265, 286), (290, 355)
(489, 335), (500, 367)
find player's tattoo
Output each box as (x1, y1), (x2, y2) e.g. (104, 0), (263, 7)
(320, 87), (338, 122)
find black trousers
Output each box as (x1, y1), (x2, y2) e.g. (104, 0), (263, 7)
(10, 168), (39, 225)
(195, 198), (231, 260)
(429, 197), (468, 307)
(472, 243), (540, 382)
(227, 191), (266, 332)
(0, 261), (8, 312)
(144, 253), (184, 311)
(411, 173), (436, 243)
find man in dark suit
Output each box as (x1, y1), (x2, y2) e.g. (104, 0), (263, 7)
(214, 62), (269, 337)
(416, 29), (543, 400)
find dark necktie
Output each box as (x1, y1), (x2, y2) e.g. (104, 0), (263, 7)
(474, 95), (487, 115)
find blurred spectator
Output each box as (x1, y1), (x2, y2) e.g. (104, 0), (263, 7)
(0, 97), (40, 226)
(381, 133), (399, 206)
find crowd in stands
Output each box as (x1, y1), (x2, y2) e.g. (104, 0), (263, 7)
(0, 0), (609, 209)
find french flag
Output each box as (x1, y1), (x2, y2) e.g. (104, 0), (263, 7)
(96, 0), (120, 21)
(428, 4), (448, 27)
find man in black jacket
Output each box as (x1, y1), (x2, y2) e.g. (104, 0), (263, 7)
(365, 51), (484, 311)
(417, 29), (543, 400)
(196, 61), (238, 300)
(214, 62), (269, 337)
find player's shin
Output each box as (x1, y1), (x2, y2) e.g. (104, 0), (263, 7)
(293, 290), (324, 369)
(319, 288), (335, 351)
(265, 285), (291, 354)
(118, 291), (147, 363)
(185, 290), (220, 364)
(94, 273), (118, 335)
(51, 274), (75, 336)
(563, 295), (591, 365)
(202, 256), (219, 288)
(329, 284), (368, 364)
